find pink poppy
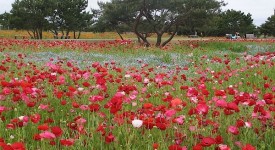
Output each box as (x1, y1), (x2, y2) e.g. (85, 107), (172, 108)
(39, 131), (56, 139)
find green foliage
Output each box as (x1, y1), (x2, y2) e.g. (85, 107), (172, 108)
(215, 9), (255, 36)
(10, 0), (55, 39)
(96, 0), (224, 47)
(178, 0), (225, 35)
(0, 12), (11, 30)
(93, 0), (135, 37)
(47, 0), (93, 39)
(260, 14), (275, 36)
(8, 0), (93, 39)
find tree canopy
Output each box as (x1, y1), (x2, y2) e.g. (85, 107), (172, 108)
(215, 9), (255, 36)
(0, 12), (11, 30)
(10, 0), (55, 39)
(260, 14), (275, 37)
(48, 0), (92, 39)
(96, 0), (225, 47)
(9, 0), (92, 39)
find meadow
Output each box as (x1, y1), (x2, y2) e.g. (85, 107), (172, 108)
(0, 37), (275, 150)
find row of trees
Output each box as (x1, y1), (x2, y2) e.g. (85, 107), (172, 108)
(0, 0), (274, 46)
(1, 0), (93, 39)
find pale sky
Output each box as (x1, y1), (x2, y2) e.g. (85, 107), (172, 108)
(0, 0), (274, 26)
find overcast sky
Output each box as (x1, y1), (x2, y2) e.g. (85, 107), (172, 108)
(0, 0), (274, 26)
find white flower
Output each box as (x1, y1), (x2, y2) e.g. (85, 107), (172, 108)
(143, 78), (149, 84)
(78, 87), (84, 91)
(125, 74), (131, 78)
(245, 122), (252, 128)
(18, 116), (25, 121)
(132, 119), (143, 128)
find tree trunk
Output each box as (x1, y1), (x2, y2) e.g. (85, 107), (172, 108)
(33, 30), (36, 39)
(35, 29), (39, 39)
(133, 10), (150, 47)
(51, 30), (58, 39)
(115, 28), (124, 40)
(155, 33), (162, 47)
(39, 29), (43, 39)
(74, 31), (76, 39)
(77, 31), (81, 39)
(27, 30), (34, 39)
(137, 36), (141, 43)
(161, 26), (178, 47)
(66, 31), (70, 39)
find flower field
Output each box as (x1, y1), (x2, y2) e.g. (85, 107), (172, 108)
(0, 38), (275, 150)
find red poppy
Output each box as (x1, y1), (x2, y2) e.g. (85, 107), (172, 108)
(263, 93), (273, 100)
(51, 126), (63, 137)
(30, 114), (41, 123)
(44, 118), (54, 124)
(168, 144), (183, 150)
(89, 104), (100, 112)
(153, 143), (159, 149)
(72, 102), (80, 108)
(156, 123), (167, 130)
(11, 142), (26, 150)
(49, 140), (56, 146)
(242, 144), (256, 150)
(105, 133), (115, 143)
(171, 98), (182, 108)
(33, 134), (42, 141)
(143, 119), (155, 129)
(216, 144), (231, 150)
(193, 144), (203, 150)
(227, 125), (239, 135)
(60, 139), (74, 146)
(143, 103), (153, 109)
(227, 102), (239, 112)
(60, 100), (67, 105)
(202, 89), (209, 96)
(82, 82), (90, 87)
(0, 137), (4, 143)
(200, 137), (216, 147)
(215, 90), (226, 96)
(67, 122), (78, 130)
(236, 119), (245, 128)
(215, 135), (223, 144)
(37, 124), (49, 131)
(27, 102), (36, 107)
(195, 104), (209, 115)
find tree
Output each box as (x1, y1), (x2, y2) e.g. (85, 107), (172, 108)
(48, 0), (92, 39)
(0, 12), (11, 30)
(10, 0), (93, 39)
(260, 14), (275, 37)
(97, 0), (224, 47)
(178, 0), (225, 36)
(216, 9), (255, 36)
(95, 0), (135, 40)
(10, 0), (55, 39)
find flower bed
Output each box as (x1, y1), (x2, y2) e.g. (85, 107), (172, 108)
(0, 39), (274, 149)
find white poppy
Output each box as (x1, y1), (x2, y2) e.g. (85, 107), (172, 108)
(132, 119), (143, 128)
